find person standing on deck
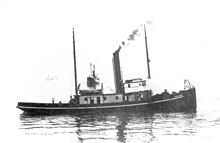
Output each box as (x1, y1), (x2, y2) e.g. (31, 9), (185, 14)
(69, 96), (75, 104)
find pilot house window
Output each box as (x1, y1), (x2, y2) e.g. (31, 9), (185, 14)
(115, 96), (119, 100)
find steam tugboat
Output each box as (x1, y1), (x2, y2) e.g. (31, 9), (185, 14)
(17, 25), (197, 115)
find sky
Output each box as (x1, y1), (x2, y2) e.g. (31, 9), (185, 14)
(1, 0), (220, 105)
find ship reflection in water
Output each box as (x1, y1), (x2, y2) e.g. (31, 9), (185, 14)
(19, 111), (198, 143)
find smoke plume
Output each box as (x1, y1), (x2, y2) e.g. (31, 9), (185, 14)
(128, 29), (139, 41)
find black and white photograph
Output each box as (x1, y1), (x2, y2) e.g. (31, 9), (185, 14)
(0, 0), (220, 142)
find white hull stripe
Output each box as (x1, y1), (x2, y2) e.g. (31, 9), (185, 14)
(18, 95), (184, 110)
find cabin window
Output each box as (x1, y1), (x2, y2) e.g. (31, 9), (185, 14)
(90, 97), (94, 104)
(115, 96), (119, 100)
(139, 83), (142, 86)
(97, 97), (101, 104)
(104, 97), (107, 100)
(139, 94), (143, 101)
(84, 98), (87, 101)
(126, 95), (129, 101)
(128, 84), (130, 88)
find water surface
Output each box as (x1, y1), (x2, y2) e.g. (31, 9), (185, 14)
(18, 97), (220, 143)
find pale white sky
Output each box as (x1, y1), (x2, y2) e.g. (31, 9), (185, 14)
(1, 0), (220, 104)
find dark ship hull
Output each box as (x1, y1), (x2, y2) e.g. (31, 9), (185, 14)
(17, 88), (196, 115)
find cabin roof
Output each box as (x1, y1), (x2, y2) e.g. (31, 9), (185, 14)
(124, 78), (146, 84)
(78, 93), (122, 97)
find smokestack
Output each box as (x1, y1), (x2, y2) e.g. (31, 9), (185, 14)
(112, 46), (124, 94)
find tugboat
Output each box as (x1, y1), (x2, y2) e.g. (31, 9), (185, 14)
(17, 25), (197, 115)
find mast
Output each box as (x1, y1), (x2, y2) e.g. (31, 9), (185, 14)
(93, 64), (95, 77)
(144, 25), (151, 79)
(73, 28), (78, 95)
(90, 63), (93, 76)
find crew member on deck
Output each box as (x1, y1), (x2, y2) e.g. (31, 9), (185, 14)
(69, 95), (75, 104)
(52, 98), (54, 104)
(162, 89), (170, 99)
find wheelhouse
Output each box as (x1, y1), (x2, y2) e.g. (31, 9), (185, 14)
(124, 78), (147, 93)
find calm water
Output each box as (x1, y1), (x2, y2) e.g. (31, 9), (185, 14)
(16, 97), (220, 143)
